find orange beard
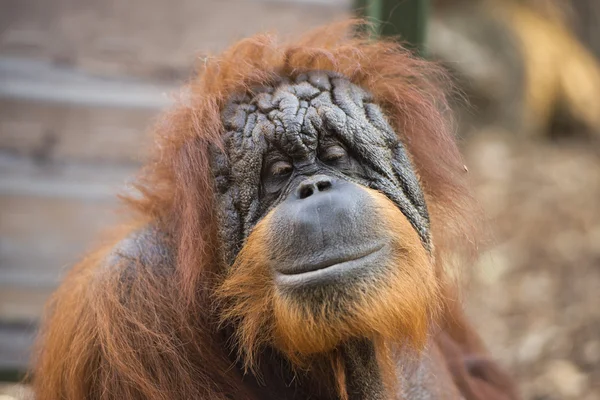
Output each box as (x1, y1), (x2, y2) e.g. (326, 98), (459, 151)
(216, 188), (440, 376)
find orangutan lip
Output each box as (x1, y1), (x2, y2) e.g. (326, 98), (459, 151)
(274, 243), (387, 285)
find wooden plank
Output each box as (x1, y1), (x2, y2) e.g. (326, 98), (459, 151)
(0, 155), (135, 320)
(0, 194), (120, 288)
(0, 57), (174, 109)
(0, 0), (349, 81)
(0, 321), (37, 372)
(0, 98), (158, 164)
(0, 288), (51, 324)
(0, 156), (135, 371)
(0, 154), (136, 200)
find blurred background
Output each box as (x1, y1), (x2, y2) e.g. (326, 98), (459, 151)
(0, 0), (598, 399)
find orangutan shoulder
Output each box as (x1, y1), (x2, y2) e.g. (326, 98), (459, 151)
(100, 224), (176, 283)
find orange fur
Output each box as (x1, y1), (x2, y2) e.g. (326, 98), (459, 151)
(217, 188), (439, 396)
(31, 20), (509, 400)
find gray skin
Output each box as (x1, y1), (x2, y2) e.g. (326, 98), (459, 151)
(211, 71), (430, 267)
(211, 71), (434, 399)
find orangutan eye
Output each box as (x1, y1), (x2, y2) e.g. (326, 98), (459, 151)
(320, 145), (348, 164)
(268, 160), (293, 177)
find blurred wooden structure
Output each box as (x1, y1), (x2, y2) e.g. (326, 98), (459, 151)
(0, 0), (350, 378)
(0, 58), (165, 378)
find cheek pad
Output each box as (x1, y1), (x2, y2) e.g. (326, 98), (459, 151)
(211, 71), (431, 266)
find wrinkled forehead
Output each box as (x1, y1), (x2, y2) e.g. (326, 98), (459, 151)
(213, 71), (432, 261)
(220, 71), (397, 159)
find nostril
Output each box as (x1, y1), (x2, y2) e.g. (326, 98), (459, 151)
(298, 185), (314, 199)
(316, 180), (332, 192)
(296, 175), (335, 199)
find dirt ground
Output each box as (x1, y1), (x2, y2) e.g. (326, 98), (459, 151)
(2, 133), (598, 400)
(464, 133), (600, 400)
